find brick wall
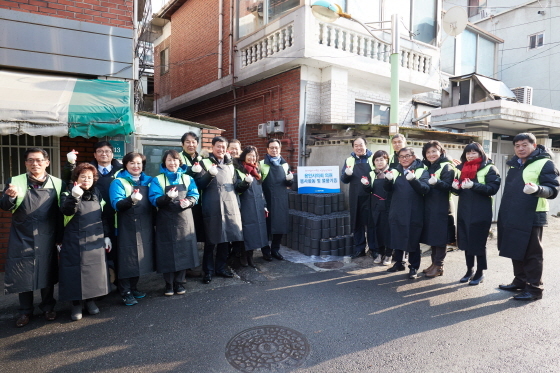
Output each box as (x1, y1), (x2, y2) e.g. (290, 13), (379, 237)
(171, 68), (301, 169)
(0, 0), (134, 28)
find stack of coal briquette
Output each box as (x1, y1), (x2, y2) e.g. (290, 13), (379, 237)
(283, 191), (354, 256)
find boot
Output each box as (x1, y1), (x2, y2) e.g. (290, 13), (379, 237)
(239, 250), (248, 267)
(422, 263), (435, 273)
(425, 265), (444, 278)
(247, 250), (256, 268)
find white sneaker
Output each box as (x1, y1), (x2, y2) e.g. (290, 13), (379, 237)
(71, 304), (82, 321)
(373, 254), (382, 264)
(382, 256), (392, 266)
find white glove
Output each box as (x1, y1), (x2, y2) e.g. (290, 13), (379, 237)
(361, 176), (369, 186)
(405, 171), (416, 181)
(104, 237), (112, 252)
(191, 162), (202, 173)
(67, 150), (78, 164)
(131, 189), (143, 204)
(462, 179), (473, 189)
(286, 172), (294, 181)
(245, 174), (254, 183)
(428, 174), (438, 185)
(57, 244), (62, 253)
(209, 165), (219, 176)
(384, 170), (393, 181)
(452, 179), (461, 190)
(345, 167), (353, 176)
(523, 183), (539, 194)
(264, 207), (269, 218)
(180, 198), (192, 209)
(71, 183), (83, 198)
(166, 187), (178, 199)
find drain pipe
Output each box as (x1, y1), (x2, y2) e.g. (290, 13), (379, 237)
(299, 80), (308, 166)
(218, 0), (224, 79)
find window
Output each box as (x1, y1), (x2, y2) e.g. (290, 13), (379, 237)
(237, 0), (301, 39)
(160, 48), (169, 75)
(529, 32), (544, 50)
(1, 135), (60, 189)
(355, 102), (390, 125)
(383, 0), (437, 45)
(445, 28), (497, 76)
(468, 0), (487, 18)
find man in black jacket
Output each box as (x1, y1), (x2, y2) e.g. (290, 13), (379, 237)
(497, 133), (559, 301)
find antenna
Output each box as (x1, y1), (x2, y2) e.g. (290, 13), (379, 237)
(442, 6), (468, 37)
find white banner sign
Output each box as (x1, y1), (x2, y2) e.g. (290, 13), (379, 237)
(297, 166), (340, 194)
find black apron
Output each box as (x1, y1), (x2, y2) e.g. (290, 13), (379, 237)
(347, 162), (372, 230)
(154, 177), (199, 273)
(117, 184), (155, 278)
(59, 191), (108, 301)
(4, 186), (59, 294)
(421, 163), (452, 247)
(262, 162), (290, 235)
(239, 176), (269, 251)
(370, 178), (390, 249)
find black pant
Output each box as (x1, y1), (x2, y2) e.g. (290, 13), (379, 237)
(353, 221), (375, 255)
(119, 276), (139, 296)
(430, 246), (447, 266)
(262, 234), (283, 256)
(163, 270), (186, 286)
(18, 286), (56, 315)
(465, 252), (487, 270)
(393, 249), (421, 270)
(203, 242), (229, 275)
(512, 226), (544, 294)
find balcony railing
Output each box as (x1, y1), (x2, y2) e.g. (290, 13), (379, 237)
(240, 24), (294, 68)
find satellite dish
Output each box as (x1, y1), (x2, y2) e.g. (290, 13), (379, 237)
(442, 6), (468, 37)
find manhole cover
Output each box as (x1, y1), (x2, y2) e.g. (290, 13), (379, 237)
(225, 325), (310, 372)
(314, 261), (344, 269)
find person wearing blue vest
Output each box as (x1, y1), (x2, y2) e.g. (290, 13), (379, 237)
(340, 137), (375, 258)
(497, 133), (559, 301)
(192, 137), (244, 284)
(384, 146), (430, 279)
(452, 142), (501, 286)
(1, 148), (64, 327)
(260, 138), (293, 261)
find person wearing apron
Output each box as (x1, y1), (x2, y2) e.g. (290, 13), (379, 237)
(59, 163), (111, 321)
(149, 150), (199, 296)
(109, 152), (155, 306)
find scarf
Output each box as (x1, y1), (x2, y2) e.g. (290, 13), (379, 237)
(460, 157), (483, 181)
(267, 154), (281, 166)
(243, 162), (261, 180)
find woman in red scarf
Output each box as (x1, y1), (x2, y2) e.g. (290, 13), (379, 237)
(234, 146), (269, 267)
(452, 143), (501, 285)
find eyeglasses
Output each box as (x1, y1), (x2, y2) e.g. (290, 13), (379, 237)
(96, 150), (113, 154)
(26, 159), (46, 164)
(398, 154), (413, 159)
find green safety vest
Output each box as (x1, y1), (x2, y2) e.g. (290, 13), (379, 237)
(115, 178), (135, 197)
(390, 166), (426, 182)
(456, 164), (493, 185)
(9, 174), (62, 213)
(259, 160), (289, 181)
(181, 151), (201, 167)
(62, 191), (106, 226)
(519, 158), (550, 212)
(156, 173), (192, 190)
(345, 155), (374, 172)
(432, 161), (455, 180)
(201, 159), (235, 181)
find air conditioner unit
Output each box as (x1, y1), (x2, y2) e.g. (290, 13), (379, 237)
(257, 123), (268, 138)
(511, 86), (533, 105)
(268, 120), (285, 134)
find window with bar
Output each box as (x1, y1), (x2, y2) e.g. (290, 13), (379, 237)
(0, 135), (60, 189)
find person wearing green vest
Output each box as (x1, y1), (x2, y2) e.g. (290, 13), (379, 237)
(389, 134), (406, 169)
(1, 148), (64, 327)
(452, 142), (501, 286)
(497, 133), (559, 301)
(384, 146), (430, 279)
(340, 137), (375, 258)
(180, 132), (206, 243)
(420, 141), (455, 278)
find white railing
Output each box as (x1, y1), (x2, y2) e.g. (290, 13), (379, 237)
(240, 24), (295, 68)
(317, 22), (432, 74)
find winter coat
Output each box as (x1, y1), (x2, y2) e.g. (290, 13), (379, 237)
(235, 163), (268, 251)
(109, 170), (155, 278)
(149, 165), (200, 273)
(58, 187), (110, 301)
(181, 151), (206, 242)
(1, 174), (64, 294)
(194, 153), (243, 244)
(340, 150), (373, 230)
(260, 155), (293, 235)
(364, 168), (392, 249)
(421, 156), (455, 247)
(454, 160), (501, 256)
(384, 159), (430, 252)
(498, 145), (559, 261)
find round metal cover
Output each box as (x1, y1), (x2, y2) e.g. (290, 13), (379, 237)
(225, 325), (310, 372)
(314, 261), (344, 269)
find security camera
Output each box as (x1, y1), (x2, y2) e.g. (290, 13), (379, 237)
(538, 10), (545, 15)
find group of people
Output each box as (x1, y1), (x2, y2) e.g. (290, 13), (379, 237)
(342, 132), (558, 303)
(2, 130), (558, 328)
(1, 134), (293, 327)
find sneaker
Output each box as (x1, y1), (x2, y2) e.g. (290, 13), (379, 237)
(409, 268), (419, 279)
(164, 284), (174, 296)
(387, 263), (406, 272)
(131, 290), (146, 299)
(71, 304), (83, 321)
(175, 284), (186, 295)
(373, 254), (382, 264)
(382, 256), (392, 266)
(123, 292), (138, 306)
(85, 300), (99, 315)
